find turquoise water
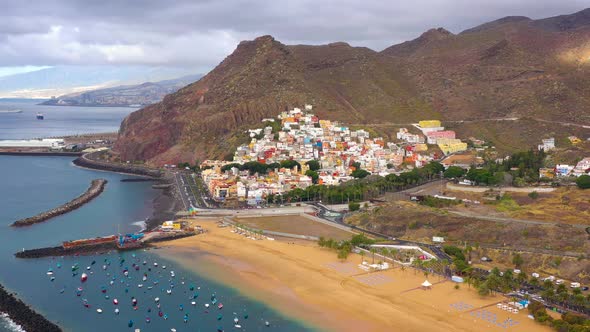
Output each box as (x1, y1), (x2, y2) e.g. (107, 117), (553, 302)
(0, 156), (308, 331)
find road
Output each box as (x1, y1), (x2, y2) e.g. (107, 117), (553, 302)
(449, 210), (589, 229)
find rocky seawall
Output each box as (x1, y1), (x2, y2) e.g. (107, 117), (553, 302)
(15, 232), (198, 258)
(11, 179), (107, 227)
(0, 284), (62, 332)
(73, 152), (162, 178)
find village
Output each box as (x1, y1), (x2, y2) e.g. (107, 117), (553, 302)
(199, 105), (472, 204)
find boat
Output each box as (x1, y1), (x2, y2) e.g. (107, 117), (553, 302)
(36, 113), (44, 120)
(234, 317), (239, 324)
(179, 304), (183, 311)
(234, 324), (241, 329)
(114, 308), (119, 315)
(166, 289), (172, 294)
(265, 321), (270, 327)
(154, 297), (160, 302)
(80, 273), (88, 282)
(205, 303), (210, 308)
(191, 301), (196, 306)
(138, 284), (143, 288)
(113, 299), (118, 305)
(218, 303), (223, 309)
(0, 109), (22, 113)
(96, 308), (103, 314)
(128, 320), (134, 328)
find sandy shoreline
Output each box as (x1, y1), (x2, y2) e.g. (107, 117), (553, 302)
(156, 220), (551, 332)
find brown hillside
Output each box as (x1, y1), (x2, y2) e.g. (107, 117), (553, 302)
(116, 9), (590, 165)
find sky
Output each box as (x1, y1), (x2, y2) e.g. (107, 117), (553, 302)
(0, 0), (587, 76)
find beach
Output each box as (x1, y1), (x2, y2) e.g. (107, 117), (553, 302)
(157, 219), (551, 332)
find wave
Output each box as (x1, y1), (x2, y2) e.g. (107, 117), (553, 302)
(0, 313), (26, 332)
(131, 219), (147, 232)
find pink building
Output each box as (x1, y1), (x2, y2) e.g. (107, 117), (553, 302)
(426, 131), (456, 144)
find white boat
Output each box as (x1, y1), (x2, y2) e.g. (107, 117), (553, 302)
(166, 289), (172, 294)
(205, 303), (210, 308)
(96, 309), (103, 313)
(234, 317), (239, 323)
(191, 301), (196, 306)
(234, 324), (241, 328)
(138, 284), (143, 288)
(154, 297), (160, 302)
(115, 308), (119, 314)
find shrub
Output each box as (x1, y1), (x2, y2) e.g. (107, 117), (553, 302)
(528, 191), (539, 199)
(348, 202), (361, 212)
(576, 175), (590, 189)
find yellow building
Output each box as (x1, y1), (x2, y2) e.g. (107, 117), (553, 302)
(437, 138), (467, 155)
(414, 143), (428, 152)
(419, 120), (442, 128)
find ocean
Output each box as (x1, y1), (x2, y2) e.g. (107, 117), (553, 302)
(0, 99), (136, 139)
(0, 104), (308, 331)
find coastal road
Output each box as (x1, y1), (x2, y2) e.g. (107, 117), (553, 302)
(173, 172), (190, 210)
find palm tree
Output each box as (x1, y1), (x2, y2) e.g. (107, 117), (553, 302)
(380, 248), (388, 264)
(359, 250), (366, 263)
(370, 248), (377, 264)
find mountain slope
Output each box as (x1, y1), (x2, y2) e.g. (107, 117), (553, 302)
(40, 74), (202, 107)
(116, 8), (590, 165)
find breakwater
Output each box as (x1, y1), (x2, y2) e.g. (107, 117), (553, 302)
(11, 179), (107, 227)
(73, 152), (162, 178)
(0, 284), (62, 332)
(16, 231), (199, 259)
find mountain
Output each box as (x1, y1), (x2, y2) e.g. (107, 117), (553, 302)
(40, 74), (202, 107)
(0, 66), (198, 99)
(116, 8), (590, 165)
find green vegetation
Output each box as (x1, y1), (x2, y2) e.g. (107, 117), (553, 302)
(444, 166), (466, 179)
(280, 159), (301, 170)
(348, 202), (361, 212)
(420, 196), (461, 208)
(528, 191), (539, 199)
(494, 194), (521, 212)
(529, 301), (590, 332)
(576, 175), (590, 189)
(305, 170), (319, 184)
(351, 168), (370, 178)
(466, 149), (546, 185)
(266, 161), (445, 204)
(306, 160), (321, 171)
(318, 234), (375, 261)
(512, 253), (524, 268)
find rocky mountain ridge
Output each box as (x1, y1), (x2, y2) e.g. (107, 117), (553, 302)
(115, 8), (590, 165)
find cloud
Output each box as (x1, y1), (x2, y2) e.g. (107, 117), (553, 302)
(0, 0), (587, 71)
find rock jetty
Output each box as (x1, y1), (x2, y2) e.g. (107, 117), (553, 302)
(11, 179), (107, 227)
(0, 283), (62, 332)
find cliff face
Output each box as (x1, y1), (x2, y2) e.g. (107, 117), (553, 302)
(116, 9), (590, 165)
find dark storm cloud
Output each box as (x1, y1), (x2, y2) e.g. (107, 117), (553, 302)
(0, 0), (586, 70)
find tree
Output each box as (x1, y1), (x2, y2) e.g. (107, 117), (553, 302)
(351, 169), (370, 179)
(359, 250), (366, 263)
(444, 166), (466, 179)
(528, 191), (539, 199)
(576, 175), (590, 189)
(305, 170), (319, 184)
(280, 159), (301, 170)
(348, 202), (361, 211)
(305, 160), (321, 171)
(337, 248), (349, 261)
(512, 253), (524, 268)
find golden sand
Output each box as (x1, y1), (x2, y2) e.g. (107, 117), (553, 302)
(156, 220), (550, 332)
